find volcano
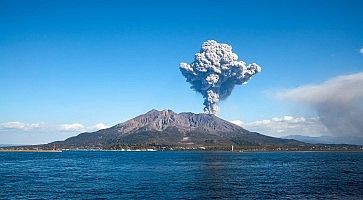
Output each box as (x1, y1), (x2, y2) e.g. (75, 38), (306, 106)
(48, 109), (302, 150)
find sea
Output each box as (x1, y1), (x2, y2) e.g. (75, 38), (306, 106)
(0, 151), (362, 199)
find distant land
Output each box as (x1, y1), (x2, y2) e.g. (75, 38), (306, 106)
(283, 135), (363, 146)
(1, 110), (362, 152)
(0, 144), (19, 147)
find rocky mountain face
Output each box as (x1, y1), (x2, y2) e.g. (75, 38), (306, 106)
(114, 109), (244, 134)
(52, 109), (302, 148)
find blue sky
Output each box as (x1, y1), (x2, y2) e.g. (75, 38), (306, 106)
(1, 0), (362, 144)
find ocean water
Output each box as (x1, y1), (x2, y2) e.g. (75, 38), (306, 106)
(0, 151), (362, 199)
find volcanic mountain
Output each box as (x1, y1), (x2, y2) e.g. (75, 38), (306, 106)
(49, 109), (302, 149)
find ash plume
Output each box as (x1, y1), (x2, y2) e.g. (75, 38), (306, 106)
(180, 40), (261, 115)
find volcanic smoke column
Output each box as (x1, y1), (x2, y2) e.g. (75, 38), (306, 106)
(180, 40), (262, 115)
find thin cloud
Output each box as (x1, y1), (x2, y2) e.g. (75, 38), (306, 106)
(0, 122), (109, 133)
(360, 47), (363, 54)
(57, 123), (110, 132)
(92, 123), (109, 130)
(230, 116), (328, 137)
(59, 123), (85, 132)
(0, 122), (42, 131)
(229, 120), (243, 127)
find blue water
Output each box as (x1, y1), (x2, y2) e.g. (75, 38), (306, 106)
(0, 151), (362, 199)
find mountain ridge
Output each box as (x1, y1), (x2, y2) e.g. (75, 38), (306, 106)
(49, 109), (303, 149)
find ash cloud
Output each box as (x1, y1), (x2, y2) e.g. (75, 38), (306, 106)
(277, 72), (363, 137)
(180, 40), (261, 114)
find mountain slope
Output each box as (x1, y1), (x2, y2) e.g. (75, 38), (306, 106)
(51, 109), (302, 148)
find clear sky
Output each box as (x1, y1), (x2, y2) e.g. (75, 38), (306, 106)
(1, 0), (362, 144)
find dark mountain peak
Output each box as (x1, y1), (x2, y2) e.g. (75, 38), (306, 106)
(146, 109), (159, 114)
(114, 109), (178, 133)
(146, 109), (176, 116)
(113, 109), (246, 134)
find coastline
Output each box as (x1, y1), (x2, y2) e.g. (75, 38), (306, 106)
(1, 149), (362, 153)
